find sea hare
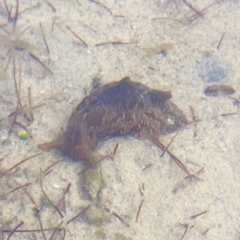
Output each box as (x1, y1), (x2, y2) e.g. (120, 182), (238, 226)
(39, 77), (188, 167)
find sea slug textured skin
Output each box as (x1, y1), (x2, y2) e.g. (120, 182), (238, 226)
(39, 77), (188, 167)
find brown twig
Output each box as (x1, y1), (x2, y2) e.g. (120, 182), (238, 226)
(91, 0), (113, 15)
(3, 0), (11, 22)
(142, 163), (153, 171)
(19, 26), (31, 37)
(234, 227), (240, 235)
(53, 183), (71, 215)
(49, 221), (63, 240)
(43, 169), (53, 177)
(43, 159), (64, 175)
(196, 167), (204, 175)
(34, 207), (47, 240)
(113, 143), (119, 155)
(112, 212), (129, 227)
(147, 66), (155, 71)
(61, 227), (66, 240)
(160, 130), (179, 157)
(7, 221), (24, 240)
(11, 179), (36, 204)
(217, 32), (226, 49)
(220, 112), (238, 117)
(139, 187), (144, 196)
(230, 97), (240, 104)
(203, 228), (209, 235)
(29, 53), (53, 74)
(150, 135), (191, 177)
(8, 103), (45, 118)
(189, 106), (196, 121)
(67, 205), (90, 224)
(189, 106), (198, 137)
(40, 170), (64, 218)
(189, 1), (221, 23)
(8, 101), (19, 135)
(135, 199), (144, 222)
(39, 22), (50, 54)
(26, 86), (33, 121)
(181, 0), (203, 18)
(90, 0), (123, 17)
(4, 0), (19, 26)
(190, 210), (207, 219)
(95, 41), (136, 47)
(9, 61), (22, 135)
(179, 223), (188, 240)
(8, 182), (32, 195)
(43, 0), (56, 12)
(24, 188), (36, 205)
(2, 226), (61, 233)
(66, 25), (88, 46)
(8, 153), (42, 171)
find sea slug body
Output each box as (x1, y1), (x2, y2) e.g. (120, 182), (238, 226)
(39, 77), (188, 167)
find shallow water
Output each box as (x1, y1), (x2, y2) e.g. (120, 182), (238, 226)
(0, 1), (240, 239)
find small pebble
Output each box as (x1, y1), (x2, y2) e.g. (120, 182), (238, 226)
(18, 130), (28, 140)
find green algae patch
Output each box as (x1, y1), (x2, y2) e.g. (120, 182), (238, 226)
(95, 230), (106, 239)
(83, 205), (109, 226)
(82, 169), (105, 200)
(114, 233), (128, 240)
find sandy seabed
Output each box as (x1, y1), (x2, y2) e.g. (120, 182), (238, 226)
(1, 0), (240, 239)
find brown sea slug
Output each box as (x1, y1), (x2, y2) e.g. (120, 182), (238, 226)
(39, 77), (188, 171)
